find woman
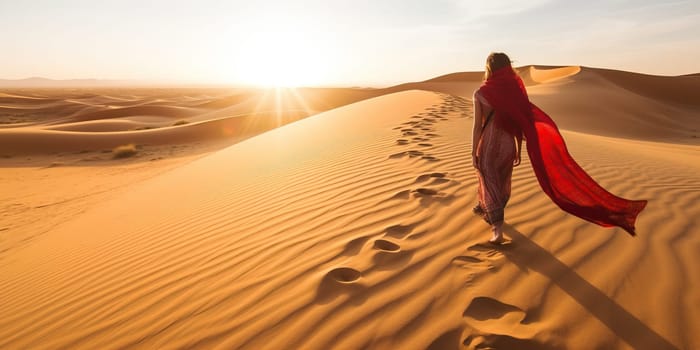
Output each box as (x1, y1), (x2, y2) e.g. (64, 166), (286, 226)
(471, 52), (647, 244)
(472, 53), (522, 243)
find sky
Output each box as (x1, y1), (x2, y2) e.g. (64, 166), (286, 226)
(1, 0), (699, 87)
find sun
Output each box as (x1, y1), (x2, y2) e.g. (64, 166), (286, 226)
(233, 21), (330, 87)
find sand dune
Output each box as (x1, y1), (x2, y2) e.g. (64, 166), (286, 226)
(65, 105), (199, 123)
(400, 66), (700, 142)
(592, 68), (700, 107)
(0, 87), (385, 155)
(519, 65), (581, 85)
(0, 92), (62, 104)
(46, 119), (164, 132)
(0, 110), (315, 154)
(1, 68), (699, 349)
(525, 67), (700, 142)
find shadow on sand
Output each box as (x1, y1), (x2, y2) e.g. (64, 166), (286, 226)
(501, 224), (678, 350)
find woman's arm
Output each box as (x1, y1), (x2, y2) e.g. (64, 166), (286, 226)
(472, 90), (484, 170)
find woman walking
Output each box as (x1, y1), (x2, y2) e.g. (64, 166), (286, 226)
(471, 52), (647, 244)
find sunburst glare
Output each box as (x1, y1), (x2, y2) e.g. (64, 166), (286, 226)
(233, 18), (330, 87)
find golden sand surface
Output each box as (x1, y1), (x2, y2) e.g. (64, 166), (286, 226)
(1, 67), (698, 349)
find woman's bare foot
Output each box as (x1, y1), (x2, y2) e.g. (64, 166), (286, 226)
(488, 223), (505, 244)
(488, 236), (505, 245)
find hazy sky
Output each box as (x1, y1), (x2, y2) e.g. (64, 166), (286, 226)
(1, 0), (698, 86)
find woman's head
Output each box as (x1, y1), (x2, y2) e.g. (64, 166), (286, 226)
(484, 52), (513, 80)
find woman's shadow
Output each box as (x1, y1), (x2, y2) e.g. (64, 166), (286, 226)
(499, 224), (678, 350)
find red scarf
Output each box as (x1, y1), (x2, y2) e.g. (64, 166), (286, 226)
(479, 67), (647, 236)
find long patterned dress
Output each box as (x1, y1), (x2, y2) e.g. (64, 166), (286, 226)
(475, 109), (520, 225)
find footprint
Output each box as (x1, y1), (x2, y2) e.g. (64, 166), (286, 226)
(464, 297), (526, 322)
(414, 188), (438, 196)
(384, 223), (415, 238)
(327, 267), (362, 283)
(462, 298), (544, 349)
(416, 172), (446, 182)
(389, 151), (406, 159)
(418, 143), (432, 147)
(391, 189), (411, 199)
(316, 267), (366, 304)
(407, 150), (424, 157)
(422, 155), (439, 161)
(403, 131), (418, 136)
(373, 239), (401, 252)
(411, 187), (455, 206)
(425, 133), (440, 137)
(396, 139), (410, 145)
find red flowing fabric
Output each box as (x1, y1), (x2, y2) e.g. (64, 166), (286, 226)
(479, 67), (647, 236)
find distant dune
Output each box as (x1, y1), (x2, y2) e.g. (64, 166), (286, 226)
(1, 67), (699, 349)
(388, 66), (700, 142)
(0, 87), (390, 155)
(0, 77), (143, 88)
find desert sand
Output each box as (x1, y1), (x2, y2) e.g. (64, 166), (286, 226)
(1, 67), (699, 349)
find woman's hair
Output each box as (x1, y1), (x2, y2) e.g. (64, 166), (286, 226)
(484, 52), (513, 80)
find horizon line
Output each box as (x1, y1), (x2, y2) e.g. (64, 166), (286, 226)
(1, 65), (698, 90)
